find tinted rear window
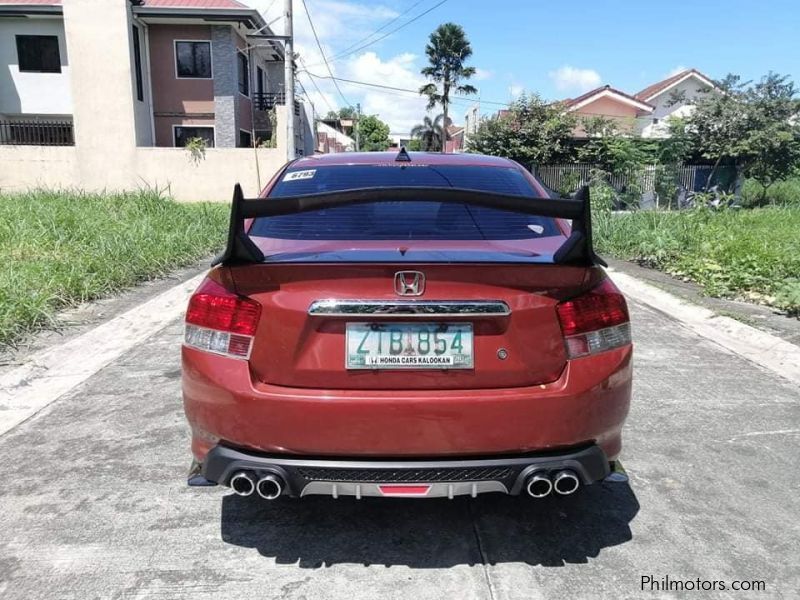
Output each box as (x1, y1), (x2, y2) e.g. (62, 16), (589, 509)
(250, 165), (560, 241)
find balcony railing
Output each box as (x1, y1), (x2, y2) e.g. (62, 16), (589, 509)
(0, 119), (74, 146)
(252, 92), (301, 116)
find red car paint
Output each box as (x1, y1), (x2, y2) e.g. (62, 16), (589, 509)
(182, 152), (632, 498)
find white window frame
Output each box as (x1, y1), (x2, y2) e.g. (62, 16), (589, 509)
(172, 124), (216, 148)
(173, 39), (213, 80)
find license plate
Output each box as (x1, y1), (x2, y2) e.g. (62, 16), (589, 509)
(346, 323), (474, 369)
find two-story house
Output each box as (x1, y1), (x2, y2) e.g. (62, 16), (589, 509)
(635, 69), (718, 138)
(0, 0), (312, 151)
(563, 69), (718, 138)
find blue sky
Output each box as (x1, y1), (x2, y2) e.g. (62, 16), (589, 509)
(250, 0), (799, 134)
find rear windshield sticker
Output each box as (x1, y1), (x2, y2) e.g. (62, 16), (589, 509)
(283, 169), (316, 182)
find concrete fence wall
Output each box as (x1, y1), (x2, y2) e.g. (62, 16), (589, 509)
(0, 145), (285, 201)
(1, 99), (292, 202)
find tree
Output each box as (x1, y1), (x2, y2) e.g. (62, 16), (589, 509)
(419, 23), (477, 153)
(578, 115), (657, 174)
(672, 72), (800, 200)
(357, 114), (391, 151)
(670, 74), (747, 187)
(466, 93), (576, 165)
(324, 107), (356, 120)
(410, 114), (447, 151)
(738, 73), (800, 203)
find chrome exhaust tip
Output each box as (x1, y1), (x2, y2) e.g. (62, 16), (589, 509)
(552, 470), (580, 495)
(229, 471), (256, 496)
(255, 474), (283, 500)
(525, 472), (553, 498)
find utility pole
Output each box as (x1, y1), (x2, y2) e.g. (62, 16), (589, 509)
(355, 103), (361, 152)
(284, 0), (295, 160)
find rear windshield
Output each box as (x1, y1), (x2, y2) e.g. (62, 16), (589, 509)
(249, 165), (560, 241)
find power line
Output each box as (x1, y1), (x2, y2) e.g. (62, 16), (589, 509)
(320, 0), (427, 63)
(301, 72), (633, 125)
(301, 72), (629, 118)
(297, 55), (336, 114)
(300, 0), (352, 108)
(305, 0), (450, 68)
(302, 71), (499, 106)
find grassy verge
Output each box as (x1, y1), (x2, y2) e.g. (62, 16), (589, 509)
(594, 207), (800, 315)
(0, 190), (229, 346)
(741, 177), (800, 208)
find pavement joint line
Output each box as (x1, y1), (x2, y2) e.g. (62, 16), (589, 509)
(608, 268), (800, 387)
(467, 502), (497, 600)
(0, 273), (205, 438)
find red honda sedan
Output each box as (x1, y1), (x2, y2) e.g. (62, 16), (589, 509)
(182, 151), (632, 501)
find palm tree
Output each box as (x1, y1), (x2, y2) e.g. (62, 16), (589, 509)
(419, 23), (477, 153)
(410, 114), (447, 152)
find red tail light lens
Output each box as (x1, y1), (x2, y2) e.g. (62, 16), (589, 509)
(557, 278), (631, 358)
(184, 278), (261, 359)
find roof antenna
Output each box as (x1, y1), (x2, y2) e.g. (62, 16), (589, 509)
(395, 146), (411, 162)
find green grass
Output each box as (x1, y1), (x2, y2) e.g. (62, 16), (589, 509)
(740, 177), (800, 208)
(0, 190), (229, 346)
(594, 207), (800, 315)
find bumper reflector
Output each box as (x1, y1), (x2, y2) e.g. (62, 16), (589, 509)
(378, 485), (431, 496)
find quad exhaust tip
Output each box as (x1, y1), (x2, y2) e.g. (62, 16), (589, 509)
(525, 472), (553, 498)
(525, 470), (581, 497)
(230, 471), (255, 496)
(230, 471), (285, 499)
(552, 470), (580, 495)
(256, 474), (283, 500)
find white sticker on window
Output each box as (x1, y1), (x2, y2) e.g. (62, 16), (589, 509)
(283, 169), (316, 182)
(528, 224), (544, 234)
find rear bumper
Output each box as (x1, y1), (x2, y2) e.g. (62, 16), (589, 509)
(182, 344), (632, 460)
(201, 443), (610, 498)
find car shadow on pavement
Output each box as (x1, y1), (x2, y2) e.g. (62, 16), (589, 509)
(220, 481), (639, 568)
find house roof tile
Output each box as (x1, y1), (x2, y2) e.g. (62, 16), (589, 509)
(563, 84), (654, 110)
(0, 0), (249, 7)
(0, 1), (62, 4)
(635, 68), (714, 101)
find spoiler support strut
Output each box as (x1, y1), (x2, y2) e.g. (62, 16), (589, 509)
(213, 184), (605, 267)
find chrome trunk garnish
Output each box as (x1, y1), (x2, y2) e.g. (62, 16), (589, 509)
(307, 299), (511, 317)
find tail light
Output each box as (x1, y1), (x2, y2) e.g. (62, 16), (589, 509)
(556, 278), (631, 359)
(184, 278), (261, 359)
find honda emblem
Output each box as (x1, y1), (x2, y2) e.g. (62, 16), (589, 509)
(394, 271), (425, 296)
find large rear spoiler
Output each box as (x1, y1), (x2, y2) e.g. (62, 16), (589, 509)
(214, 184), (605, 267)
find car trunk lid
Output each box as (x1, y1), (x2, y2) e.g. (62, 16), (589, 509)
(232, 263), (590, 390)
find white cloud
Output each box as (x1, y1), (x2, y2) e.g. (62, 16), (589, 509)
(548, 65), (602, 93)
(248, 0), (398, 67)
(474, 67), (493, 81)
(343, 51), (429, 133)
(509, 84), (524, 98)
(246, 0), (431, 131)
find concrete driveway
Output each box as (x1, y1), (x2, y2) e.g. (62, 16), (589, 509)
(0, 300), (798, 599)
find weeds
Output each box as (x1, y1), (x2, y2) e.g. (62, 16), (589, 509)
(593, 203), (800, 315)
(0, 189), (229, 346)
